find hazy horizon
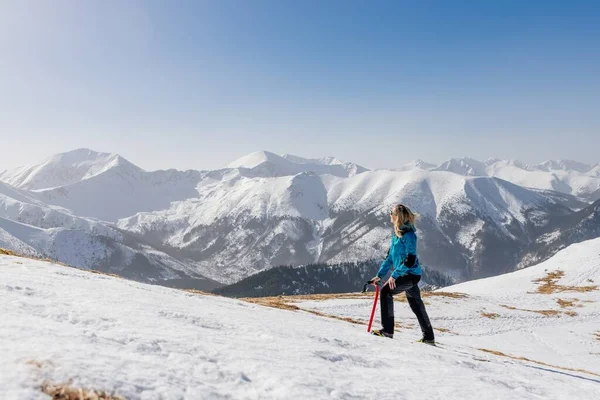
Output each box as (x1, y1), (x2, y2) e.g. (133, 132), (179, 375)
(0, 146), (598, 173)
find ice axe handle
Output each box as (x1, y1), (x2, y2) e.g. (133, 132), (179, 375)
(367, 284), (380, 332)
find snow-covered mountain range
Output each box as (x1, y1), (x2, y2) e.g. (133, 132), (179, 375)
(2, 237), (599, 399)
(0, 180), (218, 290)
(431, 157), (600, 201)
(0, 148), (598, 287)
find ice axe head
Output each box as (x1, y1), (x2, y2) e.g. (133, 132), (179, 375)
(362, 278), (377, 293)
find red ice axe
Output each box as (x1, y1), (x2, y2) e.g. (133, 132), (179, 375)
(363, 280), (380, 333)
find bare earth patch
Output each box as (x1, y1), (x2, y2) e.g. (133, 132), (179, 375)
(0, 248), (20, 256)
(533, 270), (598, 294)
(241, 291), (467, 328)
(241, 297), (302, 311)
(395, 291), (468, 303)
(557, 298), (577, 308)
(183, 289), (219, 297)
(267, 292), (372, 302)
(481, 312), (500, 319)
(394, 322), (414, 330)
(500, 305), (561, 317)
(41, 382), (124, 400)
(26, 359), (54, 369)
(241, 296), (367, 325)
(563, 311), (578, 317)
(478, 348), (600, 378)
(306, 310), (365, 325)
(424, 291), (469, 299)
(534, 309), (562, 316)
(239, 289), (472, 332)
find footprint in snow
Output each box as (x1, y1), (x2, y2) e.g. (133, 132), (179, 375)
(313, 350), (386, 368)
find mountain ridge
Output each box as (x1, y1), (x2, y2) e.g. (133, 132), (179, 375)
(0, 148), (598, 288)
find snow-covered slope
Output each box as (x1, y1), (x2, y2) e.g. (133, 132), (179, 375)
(590, 163), (600, 176)
(0, 149), (203, 222)
(118, 165), (574, 283)
(0, 226), (41, 257)
(0, 181), (113, 234)
(445, 237), (600, 294)
(537, 159), (593, 173)
(320, 170), (573, 278)
(296, 238), (600, 388)
(32, 167), (202, 222)
(0, 214), (216, 289)
(2, 240), (599, 399)
(518, 198), (600, 269)
(118, 170), (330, 283)
(490, 160), (600, 201)
(0, 181), (217, 288)
(281, 153), (369, 176)
(428, 157), (600, 201)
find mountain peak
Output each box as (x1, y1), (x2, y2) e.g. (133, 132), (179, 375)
(227, 151), (368, 177)
(484, 157), (501, 166)
(590, 163), (600, 176)
(56, 147), (109, 159)
(486, 159), (532, 171)
(434, 157), (488, 176)
(282, 154), (369, 174)
(0, 148), (142, 190)
(536, 160), (591, 173)
(226, 151), (287, 169)
(400, 159), (436, 170)
(282, 154), (345, 166)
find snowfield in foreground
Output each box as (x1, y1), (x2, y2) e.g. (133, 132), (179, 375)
(2, 239), (600, 399)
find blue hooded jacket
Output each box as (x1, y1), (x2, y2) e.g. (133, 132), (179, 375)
(376, 225), (421, 279)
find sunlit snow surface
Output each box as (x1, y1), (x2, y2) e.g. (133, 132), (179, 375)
(2, 239), (600, 399)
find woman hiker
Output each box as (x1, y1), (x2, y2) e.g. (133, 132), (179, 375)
(370, 204), (435, 344)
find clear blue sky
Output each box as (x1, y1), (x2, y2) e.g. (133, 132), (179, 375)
(1, 0), (599, 171)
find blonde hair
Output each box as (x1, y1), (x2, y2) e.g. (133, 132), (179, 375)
(391, 204), (416, 236)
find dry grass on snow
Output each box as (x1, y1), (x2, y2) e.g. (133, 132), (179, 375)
(500, 304), (561, 317)
(480, 312), (500, 319)
(241, 291), (470, 332)
(563, 311), (579, 317)
(533, 270), (598, 294)
(557, 298), (579, 308)
(241, 296), (366, 325)
(479, 348), (600, 378)
(41, 382), (124, 400)
(26, 361), (123, 400)
(0, 248), (20, 256)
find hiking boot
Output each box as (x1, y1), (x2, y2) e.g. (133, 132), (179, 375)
(371, 329), (393, 339)
(417, 338), (436, 346)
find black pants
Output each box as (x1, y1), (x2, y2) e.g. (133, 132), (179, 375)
(380, 274), (434, 340)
